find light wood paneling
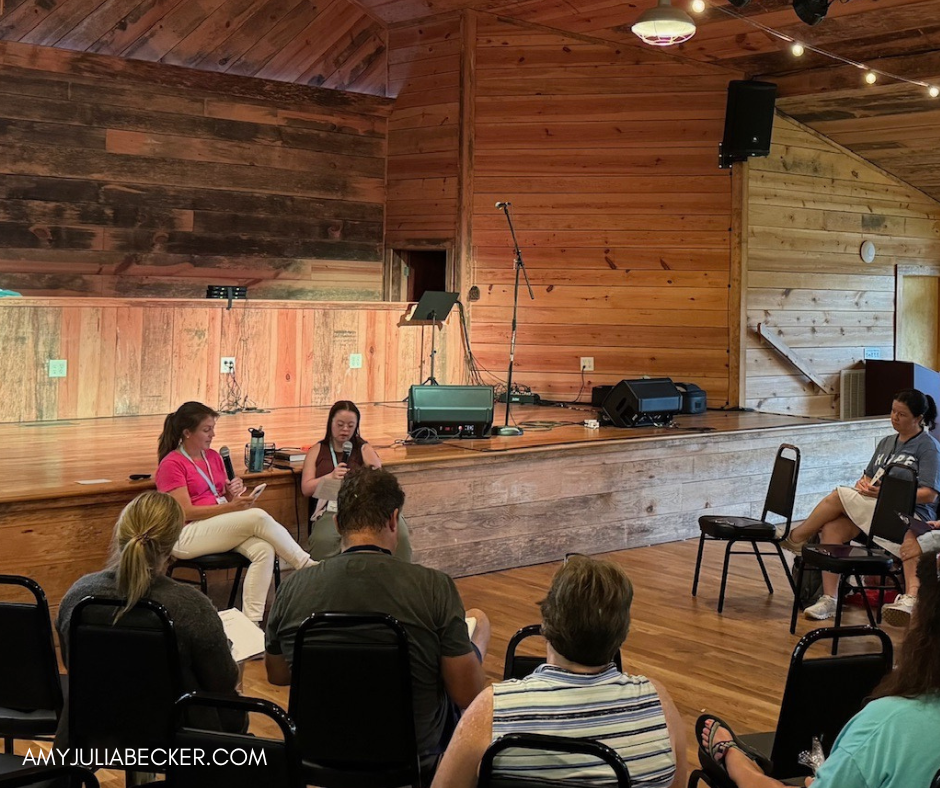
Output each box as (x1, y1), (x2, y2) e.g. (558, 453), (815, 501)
(0, 40), (391, 299)
(0, 299), (460, 422)
(745, 114), (940, 418)
(468, 17), (736, 403)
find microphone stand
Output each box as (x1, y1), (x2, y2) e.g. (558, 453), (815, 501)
(495, 203), (534, 437)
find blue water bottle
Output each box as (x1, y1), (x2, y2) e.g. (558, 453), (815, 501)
(248, 427), (265, 472)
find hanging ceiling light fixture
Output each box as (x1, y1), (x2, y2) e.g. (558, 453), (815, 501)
(632, 0), (697, 46)
(792, 0), (832, 26)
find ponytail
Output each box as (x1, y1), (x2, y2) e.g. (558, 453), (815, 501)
(157, 402), (219, 462)
(895, 389), (937, 432)
(111, 492), (184, 620)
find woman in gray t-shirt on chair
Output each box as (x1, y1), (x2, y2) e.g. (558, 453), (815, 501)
(781, 388), (940, 621)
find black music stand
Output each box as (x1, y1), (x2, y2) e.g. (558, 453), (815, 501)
(408, 291), (459, 386)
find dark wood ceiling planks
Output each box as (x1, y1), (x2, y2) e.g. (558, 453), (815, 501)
(2, 0), (940, 197)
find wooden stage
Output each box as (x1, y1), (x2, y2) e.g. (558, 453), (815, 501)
(1, 401), (891, 610)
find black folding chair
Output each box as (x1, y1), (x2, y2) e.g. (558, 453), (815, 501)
(0, 576), (64, 754)
(167, 693), (303, 788)
(289, 612), (422, 788)
(67, 597), (183, 782)
(479, 732), (632, 787)
(0, 764), (98, 787)
(692, 444), (801, 612)
(167, 553), (280, 609)
(790, 463), (915, 645)
(931, 768), (940, 788)
(503, 625), (622, 681)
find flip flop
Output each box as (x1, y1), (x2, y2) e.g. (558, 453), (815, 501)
(695, 714), (774, 788)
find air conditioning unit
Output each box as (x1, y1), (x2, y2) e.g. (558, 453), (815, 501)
(840, 369), (866, 420)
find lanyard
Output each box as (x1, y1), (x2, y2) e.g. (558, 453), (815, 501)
(329, 444), (339, 469)
(178, 446), (221, 498)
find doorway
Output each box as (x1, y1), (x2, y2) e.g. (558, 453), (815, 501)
(386, 248), (450, 302)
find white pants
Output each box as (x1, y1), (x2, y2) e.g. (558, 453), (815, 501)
(172, 508), (312, 622)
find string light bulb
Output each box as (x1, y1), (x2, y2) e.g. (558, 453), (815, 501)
(791, 42), (804, 56)
(691, 0), (706, 12)
(864, 71), (877, 85)
(930, 86), (940, 98)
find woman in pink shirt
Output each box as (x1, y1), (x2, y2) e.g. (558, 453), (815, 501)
(155, 401), (314, 623)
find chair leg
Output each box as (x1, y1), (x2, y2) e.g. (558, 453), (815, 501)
(3, 737), (12, 753)
(774, 543), (796, 593)
(198, 568), (208, 596)
(717, 540), (735, 613)
(751, 542), (774, 593)
(790, 557), (805, 634)
(274, 556), (281, 590)
(833, 575), (846, 655)
(691, 532), (707, 597)
(228, 566), (244, 609)
(687, 768), (717, 788)
(855, 573), (877, 627)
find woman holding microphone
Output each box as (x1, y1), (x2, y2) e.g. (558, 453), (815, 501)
(156, 401), (314, 624)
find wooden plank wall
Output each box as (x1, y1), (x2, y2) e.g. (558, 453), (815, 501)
(467, 17), (738, 403)
(0, 0), (388, 94)
(746, 114), (940, 417)
(0, 40), (392, 299)
(0, 299), (456, 422)
(385, 16), (462, 248)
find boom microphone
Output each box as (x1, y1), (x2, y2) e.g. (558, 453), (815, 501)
(495, 201), (511, 209)
(219, 446), (236, 480)
(342, 440), (353, 464)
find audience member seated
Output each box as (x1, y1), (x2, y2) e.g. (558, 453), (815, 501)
(156, 401), (314, 623)
(55, 492), (245, 739)
(265, 466), (490, 771)
(301, 399), (412, 561)
(431, 556), (686, 788)
(697, 549), (940, 788)
(882, 517), (940, 625)
(780, 389), (940, 621)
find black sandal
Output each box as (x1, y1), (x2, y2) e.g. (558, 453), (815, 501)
(696, 714), (773, 787)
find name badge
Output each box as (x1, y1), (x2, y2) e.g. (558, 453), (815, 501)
(216, 495), (228, 505)
(326, 500), (338, 513)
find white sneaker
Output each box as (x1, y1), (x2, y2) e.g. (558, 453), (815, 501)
(882, 594), (915, 627)
(804, 594), (837, 620)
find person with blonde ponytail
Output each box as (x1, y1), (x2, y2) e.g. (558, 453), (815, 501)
(56, 492), (245, 735)
(155, 402), (315, 624)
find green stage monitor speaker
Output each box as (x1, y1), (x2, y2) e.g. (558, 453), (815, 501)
(408, 385), (494, 439)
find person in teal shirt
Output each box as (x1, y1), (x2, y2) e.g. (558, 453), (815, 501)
(696, 549), (940, 788)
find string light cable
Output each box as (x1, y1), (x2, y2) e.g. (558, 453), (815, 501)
(690, 0), (940, 97)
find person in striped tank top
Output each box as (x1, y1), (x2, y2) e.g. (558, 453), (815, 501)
(432, 556), (686, 788)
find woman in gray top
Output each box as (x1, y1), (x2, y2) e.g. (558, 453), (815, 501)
(780, 388), (940, 621)
(56, 491), (244, 737)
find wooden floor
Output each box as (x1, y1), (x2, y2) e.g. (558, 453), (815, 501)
(5, 402), (830, 500)
(9, 538), (906, 787)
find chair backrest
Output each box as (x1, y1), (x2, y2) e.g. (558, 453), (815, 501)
(769, 626), (893, 779)
(503, 625), (623, 681)
(289, 612), (421, 787)
(0, 575), (63, 720)
(0, 764), (99, 787)
(478, 732), (632, 788)
(761, 444), (801, 526)
(68, 596), (183, 760)
(168, 692), (303, 788)
(869, 462), (918, 545)
(931, 767), (940, 788)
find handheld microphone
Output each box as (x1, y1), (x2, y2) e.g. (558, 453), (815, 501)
(495, 201), (511, 209)
(342, 440), (353, 465)
(219, 446), (236, 481)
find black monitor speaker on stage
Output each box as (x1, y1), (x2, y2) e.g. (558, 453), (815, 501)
(602, 378), (682, 427)
(408, 385), (494, 439)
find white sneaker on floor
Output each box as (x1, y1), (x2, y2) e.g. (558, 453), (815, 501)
(804, 594), (837, 620)
(882, 594), (916, 627)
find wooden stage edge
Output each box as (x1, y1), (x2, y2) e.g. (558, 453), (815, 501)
(2, 402), (891, 609)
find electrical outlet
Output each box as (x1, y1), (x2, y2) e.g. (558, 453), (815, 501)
(221, 357), (236, 374)
(863, 348), (882, 361)
(48, 359), (67, 378)
(580, 357), (594, 372)
(349, 353), (363, 369)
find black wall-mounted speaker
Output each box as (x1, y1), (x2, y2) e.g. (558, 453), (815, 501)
(602, 378), (682, 428)
(720, 80), (777, 168)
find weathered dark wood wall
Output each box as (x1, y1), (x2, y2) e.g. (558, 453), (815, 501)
(0, 40), (392, 299)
